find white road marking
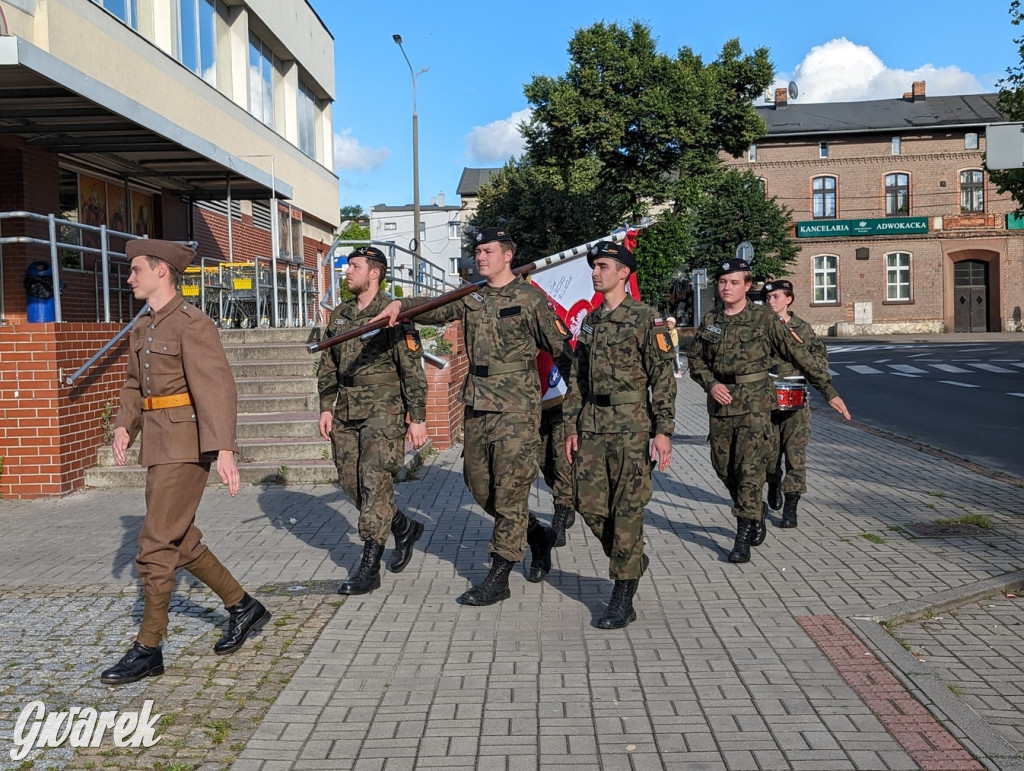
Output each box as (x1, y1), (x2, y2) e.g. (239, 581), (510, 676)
(892, 372), (920, 378)
(1009, 393), (1024, 398)
(890, 364), (929, 374)
(931, 364), (972, 373)
(849, 365), (883, 375)
(967, 362), (1015, 373)
(938, 380), (979, 388)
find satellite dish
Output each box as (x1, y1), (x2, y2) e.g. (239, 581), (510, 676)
(788, 81), (799, 100)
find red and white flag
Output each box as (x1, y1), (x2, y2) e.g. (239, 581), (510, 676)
(529, 228), (641, 401)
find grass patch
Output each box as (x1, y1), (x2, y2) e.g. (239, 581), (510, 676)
(926, 490), (946, 498)
(860, 532), (885, 544)
(936, 514), (992, 529)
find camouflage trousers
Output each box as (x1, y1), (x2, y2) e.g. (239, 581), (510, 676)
(708, 411), (774, 522)
(768, 407), (811, 495)
(330, 412), (405, 545)
(539, 402), (573, 508)
(573, 431), (651, 580)
(463, 407), (542, 563)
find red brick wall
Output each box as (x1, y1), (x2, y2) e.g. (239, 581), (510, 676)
(424, 321), (467, 450)
(0, 323), (127, 499)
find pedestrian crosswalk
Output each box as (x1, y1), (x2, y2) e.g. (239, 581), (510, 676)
(827, 360), (1024, 379)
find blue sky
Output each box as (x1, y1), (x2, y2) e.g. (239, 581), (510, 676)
(311, 0), (1017, 214)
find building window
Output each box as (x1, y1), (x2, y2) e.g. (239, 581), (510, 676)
(298, 81), (318, 159)
(886, 252), (911, 301)
(892, 136), (901, 155)
(965, 132), (979, 150)
(812, 176), (837, 219)
(248, 33), (277, 128)
(748, 144), (757, 162)
(813, 255), (838, 303)
(819, 142), (829, 159)
(92, 0), (138, 29)
(758, 178), (767, 197)
(450, 258), (460, 275)
(960, 170), (984, 213)
(383, 222), (397, 231)
(177, 0), (217, 85)
(448, 221), (462, 240)
(885, 173), (910, 216)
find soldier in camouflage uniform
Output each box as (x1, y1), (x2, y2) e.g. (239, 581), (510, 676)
(539, 397), (576, 546)
(317, 246), (429, 596)
(687, 260), (850, 564)
(564, 241), (676, 629)
(375, 228), (573, 606)
(762, 280), (830, 528)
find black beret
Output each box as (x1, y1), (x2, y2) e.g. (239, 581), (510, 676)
(348, 246), (388, 267)
(762, 279), (794, 294)
(586, 240), (636, 273)
(126, 239), (196, 273)
(474, 227), (515, 245)
(714, 259), (752, 279)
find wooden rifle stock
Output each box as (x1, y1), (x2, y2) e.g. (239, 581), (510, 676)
(306, 229), (631, 354)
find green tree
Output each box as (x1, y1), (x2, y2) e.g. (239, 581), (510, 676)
(989, 1), (1024, 207)
(521, 21), (773, 220)
(337, 204), (369, 241)
(690, 168), (798, 281)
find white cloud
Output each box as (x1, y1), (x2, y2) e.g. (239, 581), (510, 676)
(770, 38), (987, 103)
(465, 108), (532, 163)
(333, 129), (390, 173)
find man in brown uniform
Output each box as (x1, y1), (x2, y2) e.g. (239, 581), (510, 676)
(375, 228), (572, 606)
(102, 239), (269, 686)
(317, 246), (429, 595)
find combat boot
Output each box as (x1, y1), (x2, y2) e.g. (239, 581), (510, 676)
(100, 642), (164, 685)
(749, 502), (768, 547)
(458, 555), (514, 606)
(551, 504), (575, 547)
(339, 540), (385, 596)
(728, 518), (754, 563)
(214, 593), (271, 655)
(767, 478), (783, 511)
(526, 522), (557, 582)
(596, 555), (649, 630)
(781, 493), (800, 528)
(388, 510), (424, 573)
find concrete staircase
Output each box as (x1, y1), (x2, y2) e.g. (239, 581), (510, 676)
(85, 327), (340, 488)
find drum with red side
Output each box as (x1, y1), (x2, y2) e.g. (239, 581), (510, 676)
(774, 377), (808, 410)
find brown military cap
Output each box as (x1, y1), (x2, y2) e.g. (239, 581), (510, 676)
(126, 239), (196, 273)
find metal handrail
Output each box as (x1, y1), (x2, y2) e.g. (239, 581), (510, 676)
(65, 304), (149, 386)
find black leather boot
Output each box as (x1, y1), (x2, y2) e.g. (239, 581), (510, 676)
(339, 540), (385, 596)
(728, 518), (754, 563)
(214, 593), (271, 655)
(526, 522), (557, 582)
(596, 554), (648, 630)
(388, 510), (424, 573)
(458, 555), (514, 606)
(551, 504), (576, 547)
(100, 642), (164, 685)
(767, 478), (783, 511)
(749, 502), (768, 547)
(781, 493), (800, 528)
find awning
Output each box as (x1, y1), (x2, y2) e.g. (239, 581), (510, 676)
(0, 36), (292, 201)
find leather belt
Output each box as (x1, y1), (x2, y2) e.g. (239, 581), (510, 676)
(470, 360), (533, 377)
(716, 371), (769, 385)
(143, 392), (194, 411)
(589, 390), (647, 407)
(340, 373), (400, 387)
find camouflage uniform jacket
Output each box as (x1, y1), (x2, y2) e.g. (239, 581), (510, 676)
(563, 296), (677, 436)
(400, 276), (572, 414)
(773, 313), (828, 378)
(687, 301), (838, 417)
(317, 291), (427, 422)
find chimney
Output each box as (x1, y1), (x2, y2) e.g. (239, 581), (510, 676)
(437, 191), (445, 207)
(430, 196), (437, 206)
(903, 80), (926, 102)
(774, 87), (788, 109)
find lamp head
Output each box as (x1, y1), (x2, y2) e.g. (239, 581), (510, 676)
(392, 34), (402, 44)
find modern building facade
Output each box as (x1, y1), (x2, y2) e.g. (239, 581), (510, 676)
(369, 193), (462, 294)
(0, 0), (340, 497)
(724, 82), (1024, 335)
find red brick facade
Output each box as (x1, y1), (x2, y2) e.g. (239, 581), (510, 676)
(424, 322), (468, 450)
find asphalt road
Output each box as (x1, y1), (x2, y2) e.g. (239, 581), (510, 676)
(818, 340), (1024, 479)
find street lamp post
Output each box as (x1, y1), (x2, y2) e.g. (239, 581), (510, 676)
(393, 33), (427, 295)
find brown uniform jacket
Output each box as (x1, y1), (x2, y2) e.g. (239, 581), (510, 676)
(115, 295), (239, 466)
(400, 276), (572, 414)
(316, 291), (427, 422)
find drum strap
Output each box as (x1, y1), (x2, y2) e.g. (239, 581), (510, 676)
(589, 390), (648, 407)
(717, 371), (769, 385)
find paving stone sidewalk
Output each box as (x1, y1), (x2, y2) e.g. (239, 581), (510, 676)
(0, 377), (1022, 770)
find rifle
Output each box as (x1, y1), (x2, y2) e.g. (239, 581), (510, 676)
(307, 229), (633, 354)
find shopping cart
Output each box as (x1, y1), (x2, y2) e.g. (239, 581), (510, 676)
(221, 261), (272, 328)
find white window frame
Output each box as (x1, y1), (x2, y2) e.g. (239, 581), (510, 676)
(892, 136), (901, 155)
(819, 142), (829, 159)
(812, 176), (837, 219)
(965, 132), (979, 150)
(960, 169), (984, 213)
(813, 255), (838, 304)
(448, 221), (461, 240)
(748, 144), (757, 162)
(886, 252), (911, 302)
(885, 173), (910, 216)
(383, 222), (397, 231)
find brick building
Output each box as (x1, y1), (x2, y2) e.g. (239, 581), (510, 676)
(0, 0), (339, 497)
(724, 82), (1024, 335)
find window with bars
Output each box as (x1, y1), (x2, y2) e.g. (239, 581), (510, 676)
(886, 252), (911, 301)
(885, 173), (910, 216)
(813, 255), (838, 303)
